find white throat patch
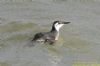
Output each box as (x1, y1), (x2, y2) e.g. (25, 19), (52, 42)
(54, 23), (64, 31)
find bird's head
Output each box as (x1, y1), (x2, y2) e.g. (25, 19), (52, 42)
(53, 21), (70, 31)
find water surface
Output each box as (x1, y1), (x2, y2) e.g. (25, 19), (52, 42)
(0, 0), (100, 66)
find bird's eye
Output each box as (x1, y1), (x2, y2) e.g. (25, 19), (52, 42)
(58, 22), (60, 24)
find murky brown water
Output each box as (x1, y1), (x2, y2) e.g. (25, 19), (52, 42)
(0, 0), (100, 66)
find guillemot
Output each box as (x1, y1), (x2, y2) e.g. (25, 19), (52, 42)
(32, 21), (70, 44)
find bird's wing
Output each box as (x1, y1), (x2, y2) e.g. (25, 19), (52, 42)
(32, 33), (44, 41)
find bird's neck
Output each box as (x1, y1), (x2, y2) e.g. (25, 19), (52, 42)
(50, 26), (59, 40)
(50, 26), (59, 32)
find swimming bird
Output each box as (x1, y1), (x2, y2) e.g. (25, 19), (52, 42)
(32, 21), (70, 44)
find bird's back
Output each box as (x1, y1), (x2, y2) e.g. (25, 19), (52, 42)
(32, 32), (45, 41)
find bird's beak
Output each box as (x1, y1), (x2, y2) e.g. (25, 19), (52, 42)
(62, 22), (71, 24)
